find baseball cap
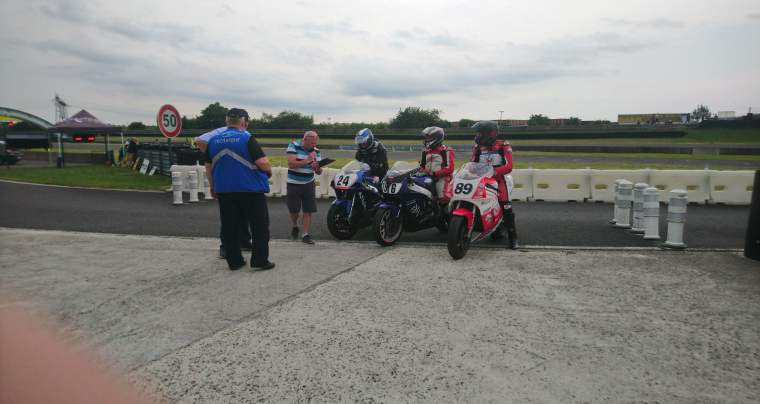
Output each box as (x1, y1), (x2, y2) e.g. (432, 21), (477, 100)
(227, 108), (250, 120)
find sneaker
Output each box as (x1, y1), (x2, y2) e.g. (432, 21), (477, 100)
(229, 260), (246, 271)
(508, 237), (519, 250)
(252, 261), (276, 271)
(291, 226), (299, 240)
(219, 245), (226, 259)
(302, 234), (315, 244)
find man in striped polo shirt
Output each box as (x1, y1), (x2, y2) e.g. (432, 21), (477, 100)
(286, 131), (322, 244)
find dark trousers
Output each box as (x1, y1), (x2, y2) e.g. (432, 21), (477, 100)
(219, 217), (251, 247)
(218, 192), (270, 268)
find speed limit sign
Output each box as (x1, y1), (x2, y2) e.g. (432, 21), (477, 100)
(157, 104), (182, 138)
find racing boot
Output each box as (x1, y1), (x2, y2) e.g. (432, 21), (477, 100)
(504, 208), (519, 249)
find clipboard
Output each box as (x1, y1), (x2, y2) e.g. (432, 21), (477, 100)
(317, 158), (335, 167)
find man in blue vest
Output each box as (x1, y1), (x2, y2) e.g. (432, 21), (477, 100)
(204, 108), (275, 271)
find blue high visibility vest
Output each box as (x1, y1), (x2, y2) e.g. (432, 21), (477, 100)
(208, 128), (269, 193)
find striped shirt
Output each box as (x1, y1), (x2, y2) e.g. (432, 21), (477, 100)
(286, 141), (321, 184)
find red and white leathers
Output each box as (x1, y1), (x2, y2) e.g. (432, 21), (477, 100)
(420, 144), (455, 202)
(470, 140), (513, 206)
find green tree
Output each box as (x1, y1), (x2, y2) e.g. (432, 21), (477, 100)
(127, 121), (145, 130)
(567, 117), (581, 125)
(197, 102), (229, 129)
(528, 114), (550, 126)
(691, 104), (711, 122)
(458, 118), (476, 128)
(389, 107), (443, 129)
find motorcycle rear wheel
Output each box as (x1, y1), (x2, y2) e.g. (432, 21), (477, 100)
(447, 216), (470, 259)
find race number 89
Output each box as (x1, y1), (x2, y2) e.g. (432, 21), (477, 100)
(454, 183), (473, 194)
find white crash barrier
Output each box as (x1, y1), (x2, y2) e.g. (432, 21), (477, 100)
(630, 183), (648, 233)
(589, 169), (650, 202)
(663, 189), (688, 249)
(532, 169), (591, 202)
(266, 167), (283, 197)
(708, 170), (755, 205)
(170, 165), (210, 204)
(648, 170), (709, 204)
(643, 187), (660, 240)
(614, 180), (633, 228)
(320, 168), (339, 198)
(510, 169), (533, 201)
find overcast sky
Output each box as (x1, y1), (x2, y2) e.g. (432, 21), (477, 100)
(1, 0), (758, 125)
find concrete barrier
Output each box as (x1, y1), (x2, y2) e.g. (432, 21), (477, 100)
(532, 169), (591, 202)
(510, 169), (533, 201)
(589, 169), (650, 202)
(648, 170), (710, 204)
(708, 170), (755, 205)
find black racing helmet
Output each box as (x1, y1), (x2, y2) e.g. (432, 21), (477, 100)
(421, 126), (445, 150)
(472, 120), (498, 147)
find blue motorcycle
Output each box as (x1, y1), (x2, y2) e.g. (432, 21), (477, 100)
(373, 161), (449, 246)
(327, 160), (382, 240)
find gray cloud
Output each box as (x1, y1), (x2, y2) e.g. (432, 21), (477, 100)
(340, 31), (648, 98)
(603, 17), (685, 29)
(290, 21), (368, 40)
(39, 0), (218, 52)
(747, 12), (760, 20)
(33, 39), (134, 66)
(391, 29), (471, 48)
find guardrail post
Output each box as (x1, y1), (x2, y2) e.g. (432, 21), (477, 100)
(630, 182), (648, 233)
(171, 171), (183, 205)
(745, 171), (760, 260)
(643, 187), (660, 240)
(662, 189), (688, 249)
(614, 180), (633, 228)
(187, 170), (199, 203)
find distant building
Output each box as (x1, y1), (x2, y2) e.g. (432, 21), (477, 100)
(618, 113), (690, 125)
(717, 111), (736, 120)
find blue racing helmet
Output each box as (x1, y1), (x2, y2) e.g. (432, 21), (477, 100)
(355, 128), (374, 149)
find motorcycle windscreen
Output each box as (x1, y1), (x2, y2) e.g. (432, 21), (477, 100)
(386, 161), (419, 178)
(340, 160), (370, 174)
(456, 162), (494, 180)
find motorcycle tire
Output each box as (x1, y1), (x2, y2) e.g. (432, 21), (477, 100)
(373, 207), (403, 247)
(447, 216), (470, 260)
(327, 204), (357, 240)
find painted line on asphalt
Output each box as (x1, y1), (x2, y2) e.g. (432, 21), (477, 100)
(0, 178), (164, 193)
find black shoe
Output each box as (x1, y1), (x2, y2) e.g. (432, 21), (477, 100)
(508, 235), (519, 250)
(229, 260), (246, 271)
(252, 261), (276, 271)
(219, 245), (226, 259)
(302, 234), (314, 244)
(291, 226), (299, 240)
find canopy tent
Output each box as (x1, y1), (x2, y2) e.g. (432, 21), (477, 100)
(51, 110), (124, 167)
(53, 109), (122, 134)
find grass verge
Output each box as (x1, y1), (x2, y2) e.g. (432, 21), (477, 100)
(0, 165), (170, 190)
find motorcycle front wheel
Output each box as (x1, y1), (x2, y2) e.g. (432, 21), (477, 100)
(327, 204), (357, 240)
(373, 207), (403, 246)
(447, 216), (471, 259)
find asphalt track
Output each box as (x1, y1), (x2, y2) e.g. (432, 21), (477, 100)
(0, 180), (749, 249)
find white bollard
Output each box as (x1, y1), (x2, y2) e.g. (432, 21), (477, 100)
(643, 187), (660, 240)
(614, 180), (633, 228)
(202, 174), (213, 200)
(662, 189), (688, 249)
(609, 179), (623, 224)
(187, 171), (199, 203)
(171, 171), (184, 205)
(630, 182), (648, 233)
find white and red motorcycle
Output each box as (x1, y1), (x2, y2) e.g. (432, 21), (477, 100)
(447, 162), (512, 259)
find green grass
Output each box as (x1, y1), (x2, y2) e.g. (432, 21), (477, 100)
(0, 165), (170, 190)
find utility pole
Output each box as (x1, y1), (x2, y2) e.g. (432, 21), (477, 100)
(498, 110), (504, 127)
(52, 94), (68, 168)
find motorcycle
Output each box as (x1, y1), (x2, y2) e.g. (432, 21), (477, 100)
(447, 162), (513, 259)
(327, 160), (382, 239)
(373, 161), (449, 246)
